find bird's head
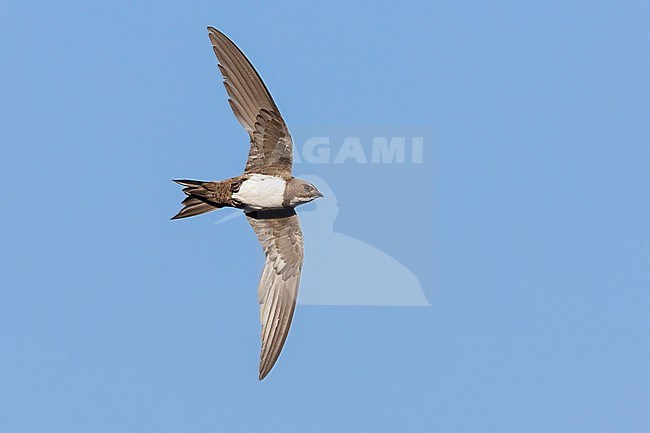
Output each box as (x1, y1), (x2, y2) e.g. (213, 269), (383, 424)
(285, 177), (324, 207)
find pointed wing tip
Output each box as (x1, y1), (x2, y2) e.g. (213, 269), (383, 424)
(258, 353), (272, 381)
(207, 26), (226, 41)
(258, 360), (274, 381)
(207, 27), (221, 45)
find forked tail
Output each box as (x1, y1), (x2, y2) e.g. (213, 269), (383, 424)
(171, 179), (223, 220)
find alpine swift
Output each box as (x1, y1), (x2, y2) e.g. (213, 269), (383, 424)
(172, 27), (323, 380)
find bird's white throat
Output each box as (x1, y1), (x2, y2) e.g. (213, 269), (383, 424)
(233, 174), (286, 209)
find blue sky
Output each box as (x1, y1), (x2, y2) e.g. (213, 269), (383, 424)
(1, 1), (650, 432)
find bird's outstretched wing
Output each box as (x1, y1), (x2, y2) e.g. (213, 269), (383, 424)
(245, 208), (304, 380)
(208, 27), (293, 178)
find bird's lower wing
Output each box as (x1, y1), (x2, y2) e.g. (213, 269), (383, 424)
(245, 208), (304, 380)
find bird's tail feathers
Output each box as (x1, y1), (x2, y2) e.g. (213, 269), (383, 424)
(171, 179), (223, 220)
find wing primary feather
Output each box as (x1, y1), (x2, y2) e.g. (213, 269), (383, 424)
(213, 47), (259, 120)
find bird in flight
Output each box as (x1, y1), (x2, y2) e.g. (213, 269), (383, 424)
(172, 27), (323, 380)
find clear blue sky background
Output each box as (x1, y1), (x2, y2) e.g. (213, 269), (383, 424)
(2, 1), (650, 432)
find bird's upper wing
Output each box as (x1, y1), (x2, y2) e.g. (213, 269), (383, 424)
(208, 27), (293, 178)
(245, 208), (304, 380)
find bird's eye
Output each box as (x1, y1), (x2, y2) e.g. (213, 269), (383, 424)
(304, 185), (313, 191)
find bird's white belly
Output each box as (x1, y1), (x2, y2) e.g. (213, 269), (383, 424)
(233, 174), (286, 209)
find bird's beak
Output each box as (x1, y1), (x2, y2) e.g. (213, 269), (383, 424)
(316, 191), (324, 198)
